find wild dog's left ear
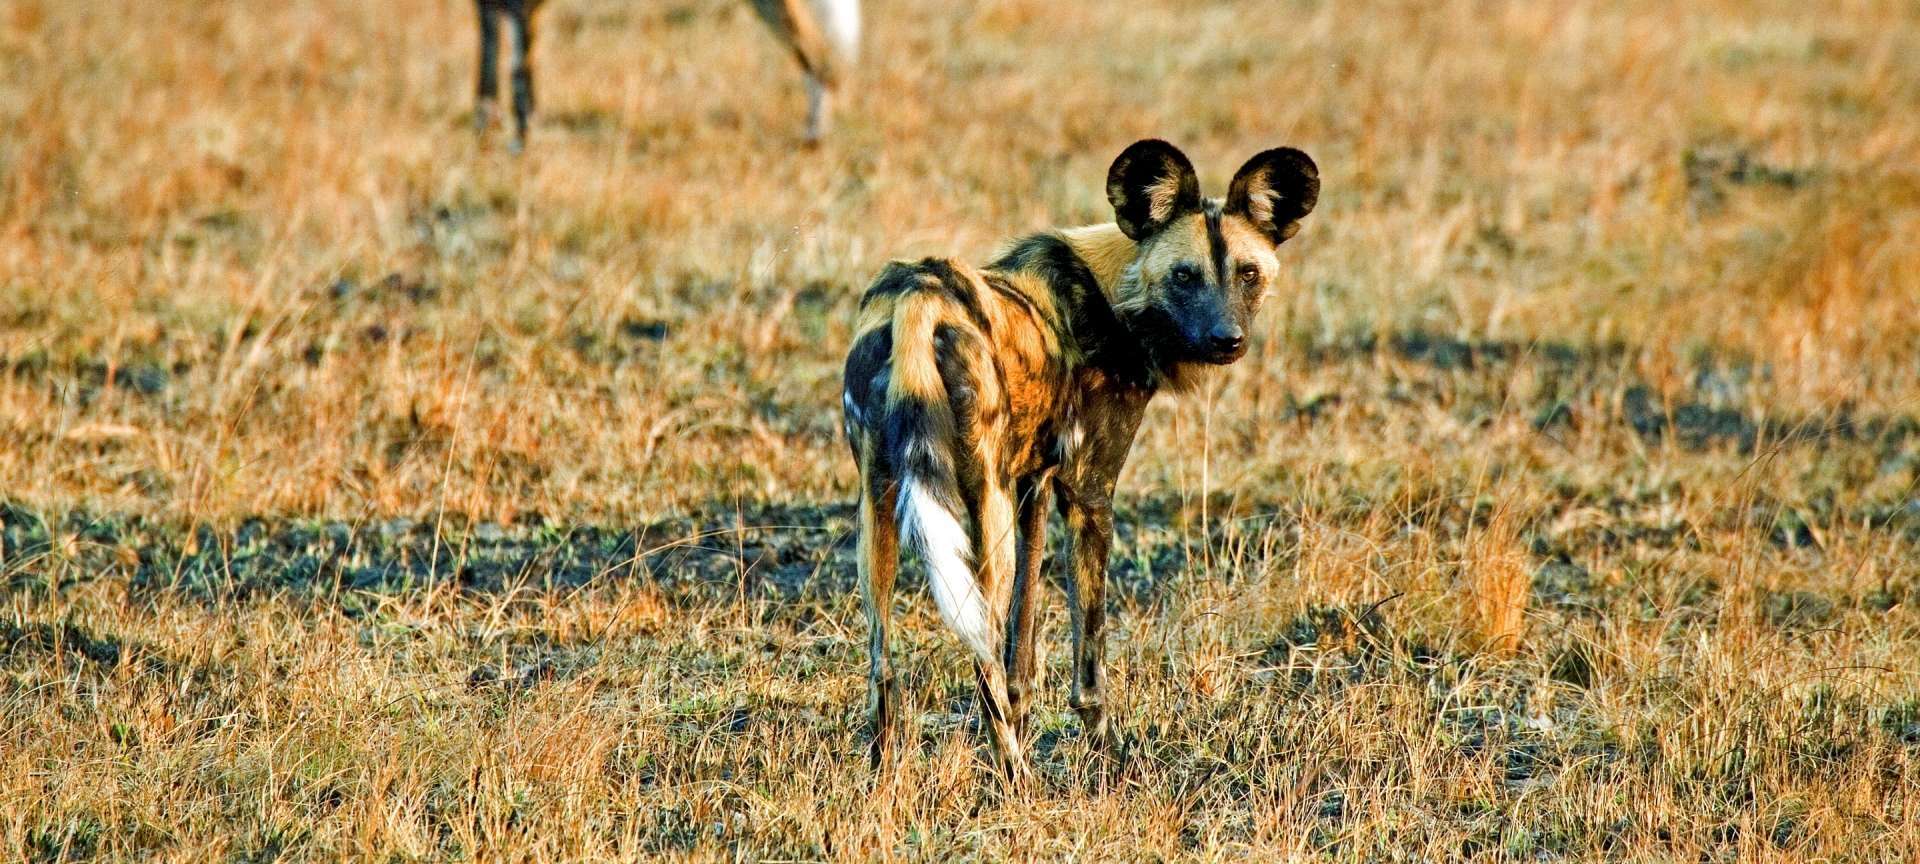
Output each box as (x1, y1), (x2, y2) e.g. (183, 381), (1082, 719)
(1227, 148), (1320, 244)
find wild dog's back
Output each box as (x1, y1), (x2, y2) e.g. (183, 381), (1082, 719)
(842, 256), (1072, 498)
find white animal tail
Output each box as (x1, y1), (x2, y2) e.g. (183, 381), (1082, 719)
(816, 0), (860, 65)
(897, 478), (994, 662)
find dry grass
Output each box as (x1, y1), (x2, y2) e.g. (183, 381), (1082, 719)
(3, 0), (1919, 860)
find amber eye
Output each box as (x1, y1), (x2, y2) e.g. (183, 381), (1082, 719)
(1236, 265), (1262, 288)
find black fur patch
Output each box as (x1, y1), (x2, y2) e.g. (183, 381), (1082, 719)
(860, 260), (925, 306)
(933, 324), (989, 508)
(932, 324), (975, 425)
(1227, 147), (1321, 244)
(1203, 198), (1228, 289)
(992, 233), (1154, 388)
(880, 396), (958, 506)
(842, 326), (892, 425)
(917, 258), (992, 336)
(989, 233), (1097, 289)
(1120, 305), (1189, 382)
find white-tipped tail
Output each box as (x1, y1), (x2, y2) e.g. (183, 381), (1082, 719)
(897, 478), (993, 661)
(816, 0), (860, 63)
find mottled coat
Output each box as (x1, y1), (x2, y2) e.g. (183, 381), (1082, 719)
(842, 140), (1320, 777)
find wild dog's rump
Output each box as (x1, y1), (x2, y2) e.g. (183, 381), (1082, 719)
(851, 265), (999, 662)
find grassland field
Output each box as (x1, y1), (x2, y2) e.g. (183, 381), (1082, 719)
(2, 0), (1919, 860)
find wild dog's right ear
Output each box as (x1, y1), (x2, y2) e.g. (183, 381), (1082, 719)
(1227, 147), (1320, 244)
(1107, 139), (1201, 241)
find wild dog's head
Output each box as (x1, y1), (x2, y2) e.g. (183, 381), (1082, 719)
(1106, 139), (1318, 371)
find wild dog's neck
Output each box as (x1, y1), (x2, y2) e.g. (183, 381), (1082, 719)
(1054, 223), (1212, 393)
(1056, 223), (1137, 305)
(1048, 223), (1164, 389)
(987, 223), (1185, 390)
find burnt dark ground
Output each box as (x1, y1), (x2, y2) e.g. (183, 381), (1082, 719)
(4, 482), (1919, 617)
(8, 328), (1920, 611)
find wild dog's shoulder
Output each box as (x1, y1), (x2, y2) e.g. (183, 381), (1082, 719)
(986, 232), (1100, 293)
(988, 230), (1153, 387)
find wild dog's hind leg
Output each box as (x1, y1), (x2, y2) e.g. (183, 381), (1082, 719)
(972, 481), (1030, 782)
(1060, 487), (1114, 747)
(973, 658), (1029, 783)
(473, 0), (500, 135)
(1003, 475), (1051, 742)
(857, 449), (901, 766)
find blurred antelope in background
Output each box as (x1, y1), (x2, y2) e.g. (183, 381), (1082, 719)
(474, 0), (861, 151)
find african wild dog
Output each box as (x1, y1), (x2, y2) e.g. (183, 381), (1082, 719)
(842, 140), (1320, 778)
(473, 0), (861, 151)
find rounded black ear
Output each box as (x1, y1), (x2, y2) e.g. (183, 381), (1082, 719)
(1106, 139), (1201, 241)
(1226, 147), (1319, 244)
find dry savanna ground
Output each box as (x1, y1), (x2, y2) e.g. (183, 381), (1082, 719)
(4, 0), (1920, 860)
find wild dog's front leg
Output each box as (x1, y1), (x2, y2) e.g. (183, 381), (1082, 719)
(1060, 491), (1114, 746)
(1003, 476), (1052, 740)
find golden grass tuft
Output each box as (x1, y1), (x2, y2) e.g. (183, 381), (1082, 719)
(1465, 503), (1532, 655)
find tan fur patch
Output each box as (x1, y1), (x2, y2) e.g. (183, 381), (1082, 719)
(1157, 360), (1220, 395)
(1136, 215), (1209, 280)
(1217, 215), (1279, 287)
(887, 293), (952, 402)
(1112, 214), (1208, 314)
(992, 272), (1063, 360)
(1239, 167), (1276, 226)
(1058, 224), (1137, 302)
(854, 297), (894, 339)
(998, 272), (1059, 327)
(1143, 173), (1184, 224)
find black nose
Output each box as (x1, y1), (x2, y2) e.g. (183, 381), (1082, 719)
(1208, 325), (1245, 355)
